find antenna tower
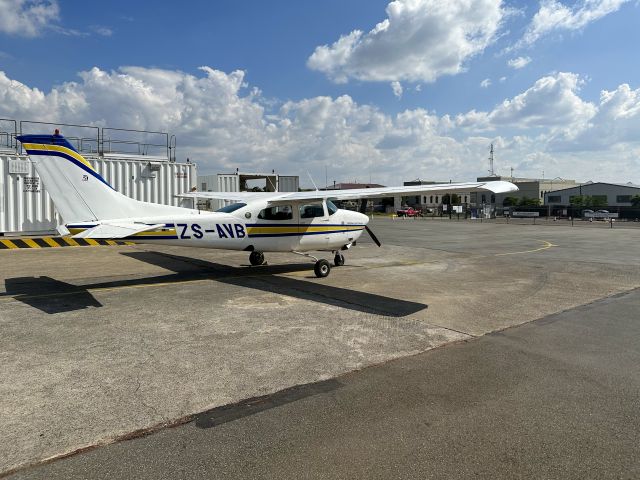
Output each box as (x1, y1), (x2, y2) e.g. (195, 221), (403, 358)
(488, 143), (495, 176)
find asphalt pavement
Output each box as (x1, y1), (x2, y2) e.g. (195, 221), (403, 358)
(10, 286), (640, 479)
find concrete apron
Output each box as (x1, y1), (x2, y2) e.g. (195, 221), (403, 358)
(1, 235), (640, 475)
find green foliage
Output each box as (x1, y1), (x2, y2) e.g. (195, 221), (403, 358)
(632, 195), (640, 207)
(442, 194), (461, 204)
(519, 197), (541, 206)
(570, 195), (586, 206)
(571, 195), (608, 207)
(503, 196), (519, 207)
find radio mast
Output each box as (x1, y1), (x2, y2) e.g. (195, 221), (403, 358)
(488, 143), (495, 176)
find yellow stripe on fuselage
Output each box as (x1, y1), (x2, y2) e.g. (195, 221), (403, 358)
(246, 225), (364, 235)
(22, 143), (96, 172)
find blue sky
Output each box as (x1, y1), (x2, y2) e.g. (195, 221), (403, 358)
(1, 0), (640, 185)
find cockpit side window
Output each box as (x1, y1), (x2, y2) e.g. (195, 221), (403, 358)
(326, 200), (339, 216)
(299, 202), (325, 219)
(258, 205), (293, 221)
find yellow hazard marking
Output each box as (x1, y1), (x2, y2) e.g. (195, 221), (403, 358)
(61, 237), (80, 246)
(42, 237), (62, 247)
(0, 239), (18, 249)
(0, 237), (131, 249)
(495, 240), (558, 256)
(21, 238), (41, 248)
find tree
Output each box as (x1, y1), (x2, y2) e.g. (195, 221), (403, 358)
(519, 197), (541, 206)
(570, 195), (586, 206)
(503, 196), (519, 207)
(632, 195), (640, 207)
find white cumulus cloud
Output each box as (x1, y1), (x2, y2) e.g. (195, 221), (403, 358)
(0, 0), (59, 37)
(518, 0), (630, 47)
(307, 0), (506, 83)
(391, 81), (403, 98)
(0, 67), (639, 184)
(480, 78), (492, 88)
(507, 56), (531, 69)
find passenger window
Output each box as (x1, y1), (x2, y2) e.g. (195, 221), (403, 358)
(258, 205), (293, 220)
(299, 202), (325, 219)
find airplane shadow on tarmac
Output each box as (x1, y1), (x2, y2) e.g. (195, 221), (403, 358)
(4, 276), (103, 314)
(2, 251), (428, 316)
(121, 251), (428, 317)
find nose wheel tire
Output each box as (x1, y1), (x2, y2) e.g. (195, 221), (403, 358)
(334, 253), (345, 266)
(314, 259), (331, 278)
(249, 251), (265, 266)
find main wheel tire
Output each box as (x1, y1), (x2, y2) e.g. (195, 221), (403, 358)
(249, 251), (265, 266)
(314, 259), (331, 278)
(334, 254), (345, 266)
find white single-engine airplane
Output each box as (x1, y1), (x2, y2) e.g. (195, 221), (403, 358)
(17, 133), (517, 277)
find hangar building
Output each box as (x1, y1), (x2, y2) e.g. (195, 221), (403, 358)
(544, 182), (640, 206)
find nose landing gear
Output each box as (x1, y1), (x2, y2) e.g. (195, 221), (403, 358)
(314, 259), (331, 278)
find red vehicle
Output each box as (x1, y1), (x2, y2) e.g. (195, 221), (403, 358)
(396, 207), (422, 217)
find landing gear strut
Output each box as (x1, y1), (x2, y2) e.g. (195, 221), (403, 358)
(249, 251), (265, 266)
(334, 253), (345, 266)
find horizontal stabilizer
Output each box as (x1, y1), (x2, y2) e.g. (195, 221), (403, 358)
(73, 222), (165, 239)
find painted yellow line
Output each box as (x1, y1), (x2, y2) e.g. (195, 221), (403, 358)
(84, 238), (100, 246)
(495, 240), (558, 257)
(0, 239), (18, 249)
(106, 240), (117, 246)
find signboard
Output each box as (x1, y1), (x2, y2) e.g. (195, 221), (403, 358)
(584, 212), (618, 219)
(23, 176), (40, 193)
(442, 204), (448, 211)
(512, 211), (539, 217)
(453, 205), (463, 213)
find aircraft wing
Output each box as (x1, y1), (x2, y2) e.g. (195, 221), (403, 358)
(73, 222), (166, 239)
(266, 181), (518, 205)
(177, 191), (281, 202)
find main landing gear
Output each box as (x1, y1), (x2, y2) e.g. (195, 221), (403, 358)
(249, 250), (265, 266)
(250, 250), (346, 278)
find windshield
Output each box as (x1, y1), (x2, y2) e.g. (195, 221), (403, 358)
(216, 202), (247, 213)
(327, 200), (339, 215)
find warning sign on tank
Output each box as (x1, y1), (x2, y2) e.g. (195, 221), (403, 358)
(23, 176), (40, 192)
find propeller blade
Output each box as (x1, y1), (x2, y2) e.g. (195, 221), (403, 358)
(365, 225), (381, 247)
(359, 199), (368, 214)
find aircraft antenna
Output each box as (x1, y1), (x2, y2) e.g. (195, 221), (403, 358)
(307, 171), (319, 191)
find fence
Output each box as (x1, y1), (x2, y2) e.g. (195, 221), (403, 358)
(0, 118), (178, 161)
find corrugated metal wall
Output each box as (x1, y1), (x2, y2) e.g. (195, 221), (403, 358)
(0, 154), (197, 235)
(278, 176), (299, 192)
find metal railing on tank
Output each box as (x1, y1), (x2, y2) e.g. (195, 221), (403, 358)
(0, 119), (18, 152)
(15, 119), (174, 161)
(100, 127), (169, 159)
(19, 120), (100, 156)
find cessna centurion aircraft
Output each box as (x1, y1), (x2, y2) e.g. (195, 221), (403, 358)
(17, 133), (517, 277)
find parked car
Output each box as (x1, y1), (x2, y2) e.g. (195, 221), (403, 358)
(396, 207), (422, 217)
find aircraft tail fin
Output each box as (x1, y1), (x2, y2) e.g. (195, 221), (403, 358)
(17, 132), (191, 224)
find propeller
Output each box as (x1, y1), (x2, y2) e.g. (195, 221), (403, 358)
(359, 199), (381, 246)
(365, 225), (381, 247)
